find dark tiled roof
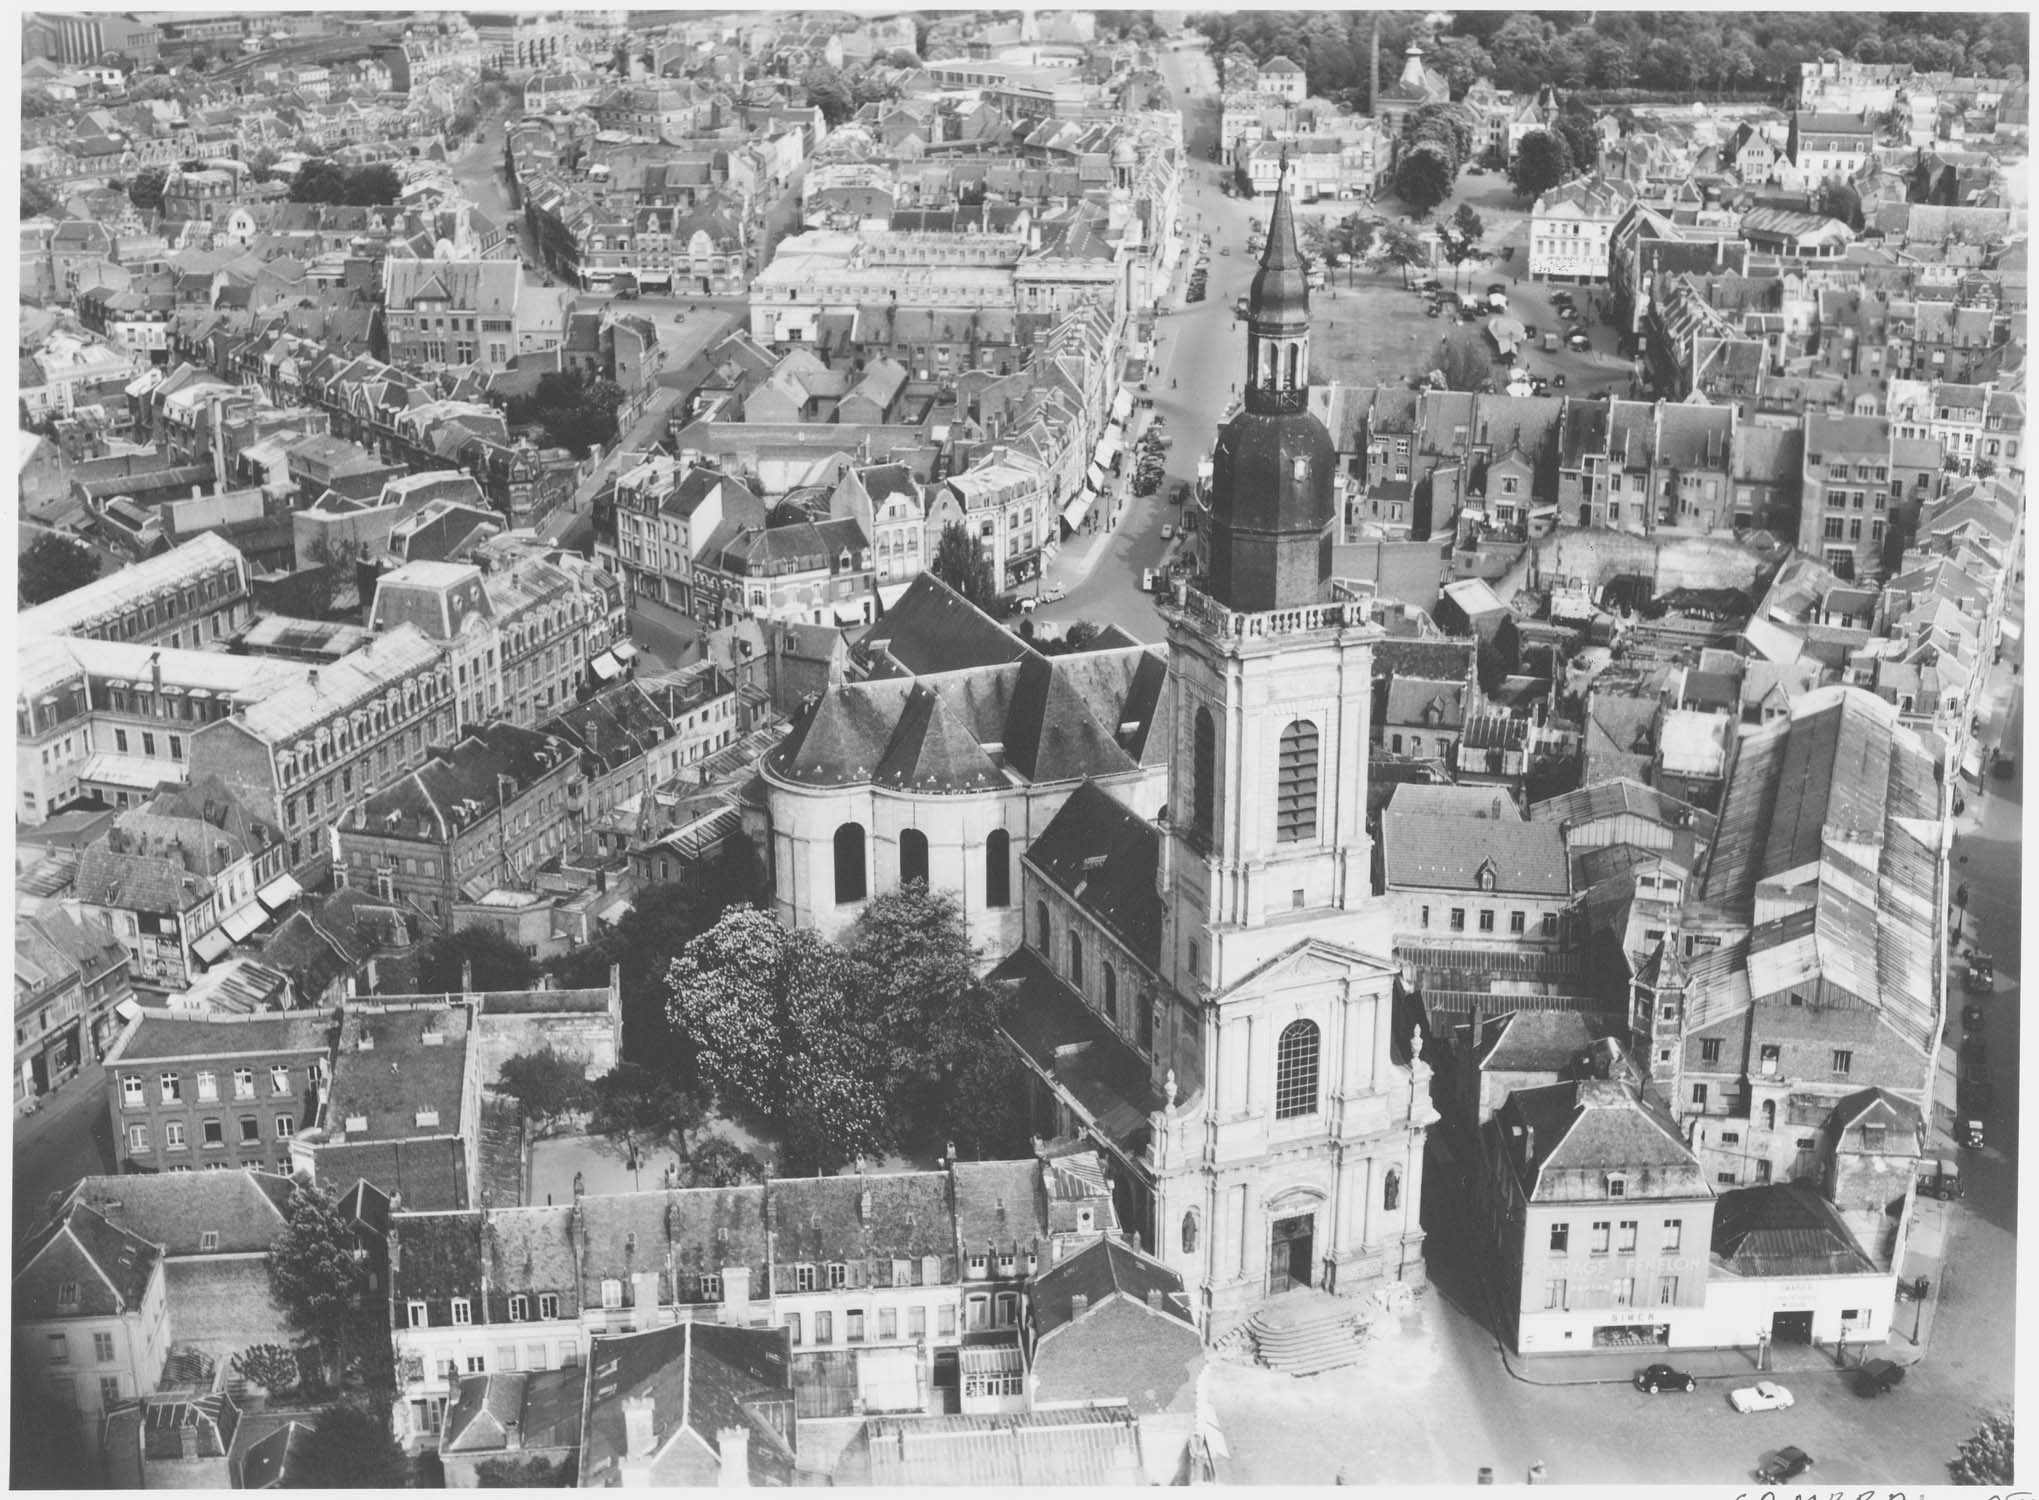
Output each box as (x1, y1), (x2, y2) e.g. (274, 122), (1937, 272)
(1381, 813), (1570, 897)
(1030, 1236), (1192, 1337)
(64, 1170), (295, 1256)
(990, 948), (1165, 1162)
(860, 572), (1027, 678)
(316, 1137), (468, 1214)
(112, 1013), (334, 1062)
(949, 1159), (1046, 1254)
(581, 1322), (798, 1487)
(1473, 1010), (1615, 1073)
(1499, 1076), (1706, 1201)
(1712, 1183), (1878, 1276)
(872, 683), (1006, 793)
(766, 1173), (953, 1265)
(328, 1004), (470, 1144)
(1023, 782), (1163, 967)
(14, 1203), (161, 1319)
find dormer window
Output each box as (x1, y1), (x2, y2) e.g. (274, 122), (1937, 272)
(1606, 1174), (1629, 1199)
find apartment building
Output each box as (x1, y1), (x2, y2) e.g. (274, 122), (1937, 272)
(1528, 177), (1636, 285)
(16, 909), (134, 1112)
(18, 533), (253, 650)
(381, 259), (527, 371)
(606, 461), (768, 615)
(189, 625), (455, 881)
(102, 1011), (335, 1176)
(14, 1201), (171, 1424)
(334, 722), (580, 928)
(1797, 411), (1895, 581)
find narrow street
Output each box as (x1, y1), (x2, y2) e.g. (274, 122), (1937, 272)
(13, 1062), (113, 1227)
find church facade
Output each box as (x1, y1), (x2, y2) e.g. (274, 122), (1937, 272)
(757, 168), (1434, 1338)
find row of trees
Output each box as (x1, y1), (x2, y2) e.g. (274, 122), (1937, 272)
(1196, 11), (2026, 106)
(288, 159), (402, 207)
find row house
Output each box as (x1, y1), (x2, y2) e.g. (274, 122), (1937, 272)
(334, 722), (580, 929)
(1797, 412), (1896, 582)
(692, 515), (876, 631)
(1528, 176), (1638, 285)
(16, 909), (134, 1112)
(14, 1200), (171, 1426)
(19, 532), (252, 652)
(381, 258), (526, 372)
(190, 624), (455, 882)
(538, 679), (697, 859)
(606, 460), (769, 615)
(102, 1011), (334, 1178)
(385, 1152), (1119, 1448)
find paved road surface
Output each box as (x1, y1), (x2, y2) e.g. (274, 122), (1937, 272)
(13, 1061), (114, 1227)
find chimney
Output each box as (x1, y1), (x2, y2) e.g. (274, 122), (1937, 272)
(1069, 1293), (1089, 1321)
(150, 651), (163, 695)
(307, 667), (319, 695)
(178, 1422), (201, 1460)
(1144, 1287), (1163, 1312)
(622, 1395), (657, 1460)
(1523, 1122), (1537, 1164)
(716, 1426), (751, 1487)
(461, 958), (474, 994)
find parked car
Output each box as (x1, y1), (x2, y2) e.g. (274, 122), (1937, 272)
(1917, 1156), (1963, 1200)
(1039, 583), (1066, 603)
(1142, 568), (1157, 592)
(1487, 282), (1507, 295)
(1963, 1001), (1987, 1030)
(1161, 523), (1175, 540)
(1958, 1115), (1985, 1149)
(1754, 1447), (1814, 1485)
(1730, 1382), (1795, 1414)
(1634, 1364), (1697, 1395)
(1550, 374), (1566, 388)
(1018, 595), (1040, 613)
(1855, 1359), (1907, 1397)
(1567, 331), (1591, 351)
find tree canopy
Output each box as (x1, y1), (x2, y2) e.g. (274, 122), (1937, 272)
(587, 1062), (707, 1168)
(502, 369), (624, 459)
(127, 165), (168, 215)
(1394, 145), (1456, 219)
(268, 1183), (381, 1392)
(19, 532), (100, 607)
(1508, 130), (1574, 201)
(286, 1402), (410, 1488)
(1949, 1413), (2013, 1486)
(931, 520), (998, 609)
(496, 1048), (591, 1138)
(288, 159), (402, 207)
(417, 925), (536, 995)
(667, 907), (892, 1174)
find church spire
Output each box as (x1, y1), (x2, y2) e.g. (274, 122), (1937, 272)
(1244, 155), (1311, 416)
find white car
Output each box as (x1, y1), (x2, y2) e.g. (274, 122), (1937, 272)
(1039, 584), (1067, 603)
(1729, 1382), (1795, 1414)
(1161, 523), (1175, 540)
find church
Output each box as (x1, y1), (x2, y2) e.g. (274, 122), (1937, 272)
(754, 170), (1434, 1338)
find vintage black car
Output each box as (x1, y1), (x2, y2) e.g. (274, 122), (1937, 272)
(1754, 1447), (1814, 1484)
(1634, 1363), (1697, 1395)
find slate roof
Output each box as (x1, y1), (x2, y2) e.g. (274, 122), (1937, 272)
(73, 845), (214, 916)
(767, 1173), (953, 1266)
(63, 1170), (295, 1257)
(1529, 777), (1717, 845)
(14, 1202), (161, 1320)
(318, 1137), (469, 1215)
(443, 1367), (585, 1455)
(232, 1416), (308, 1488)
(1030, 1236), (1193, 1337)
(1711, 1183), (1878, 1276)
(949, 1159), (1046, 1254)
(990, 948), (1168, 1162)
(581, 1322), (798, 1488)
(1023, 781), (1163, 967)
(1497, 1076), (1707, 1203)
(1384, 675), (1468, 730)
(858, 571), (1028, 678)
(1380, 813), (1570, 897)
(836, 1407), (1144, 1487)
(1472, 1010), (1618, 1074)
(111, 1013), (334, 1062)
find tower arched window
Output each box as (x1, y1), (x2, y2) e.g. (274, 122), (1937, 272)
(1191, 707), (1216, 845)
(832, 823), (867, 904)
(985, 830), (1011, 907)
(899, 828), (929, 888)
(1181, 1210), (1199, 1256)
(1102, 963), (1118, 1023)
(1383, 1168), (1402, 1213)
(1277, 720), (1320, 843)
(1286, 341), (1301, 389)
(1274, 1019), (1320, 1120)
(1068, 932), (1084, 989)
(1035, 900), (1051, 955)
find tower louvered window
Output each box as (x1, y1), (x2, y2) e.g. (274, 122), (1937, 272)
(1191, 708), (1216, 845)
(1276, 720), (1319, 843)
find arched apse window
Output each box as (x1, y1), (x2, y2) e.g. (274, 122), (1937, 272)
(985, 830), (1011, 907)
(1277, 719), (1319, 843)
(1191, 707), (1216, 844)
(1383, 1168), (1402, 1213)
(899, 828), (929, 888)
(1068, 932), (1085, 988)
(1273, 1019), (1321, 1120)
(1181, 1210), (1199, 1256)
(833, 823), (867, 904)
(1102, 963), (1118, 1023)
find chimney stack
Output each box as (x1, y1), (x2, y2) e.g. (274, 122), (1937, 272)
(622, 1395), (657, 1460)
(1144, 1287), (1163, 1311)
(1069, 1293), (1089, 1320)
(178, 1421), (201, 1460)
(716, 1426), (751, 1487)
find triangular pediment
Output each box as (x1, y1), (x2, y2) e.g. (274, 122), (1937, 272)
(1210, 934), (1398, 1005)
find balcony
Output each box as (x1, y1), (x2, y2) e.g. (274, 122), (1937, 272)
(1168, 583), (1371, 643)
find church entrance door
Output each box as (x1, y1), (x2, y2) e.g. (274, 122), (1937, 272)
(1269, 1213), (1315, 1295)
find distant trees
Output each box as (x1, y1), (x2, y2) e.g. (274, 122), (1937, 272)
(288, 159), (401, 206)
(417, 926), (537, 995)
(127, 165), (168, 214)
(19, 533), (100, 606)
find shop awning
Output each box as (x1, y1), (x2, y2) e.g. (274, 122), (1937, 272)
(114, 999), (141, 1024)
(1095, 431), (1122, 467)
(610, 640), (639, 662)
(1111, 387), (1133, 422)
(1062, 492), (1094, 530)
(190, 929), (233, 965)
(589, 651), (622, 682)
(256, 874), (304, 911)
(876, 581), (914, 609)
(833, 605), (866, 627)
(1085, 462), (1107, 492)
(219, 904), (269, 943)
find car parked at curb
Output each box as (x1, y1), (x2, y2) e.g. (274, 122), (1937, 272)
(1754, 1447), (1814, 1484)
(1634, 1364), (1697, 1395)
(1854, 1359), (1907, 1397)
(1730, 1382), (1794, 1414)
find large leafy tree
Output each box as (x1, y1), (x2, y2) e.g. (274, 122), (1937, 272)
(19, 533), (101, 606)
(1508, 130), (1574, 201)
(22, 178), (64, 219)
(503, 369), (624, 458)
(1815, 181), (1865, 232)
(1371, 219), (1428, 287)
(286, 1402), (410, 1488)
(587, 1061), (707, 1167)
(930, 520), (998, 608)
(1949, 1413), (2013, 1485)
(417, 925), (536, 995)
(667, 907), (891, 1174)
(1394, 145), (1456, 219)
(268, 1183), (379, 1390)
(496, 1048), (590, 1138)
(127, 165), (168, 215)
